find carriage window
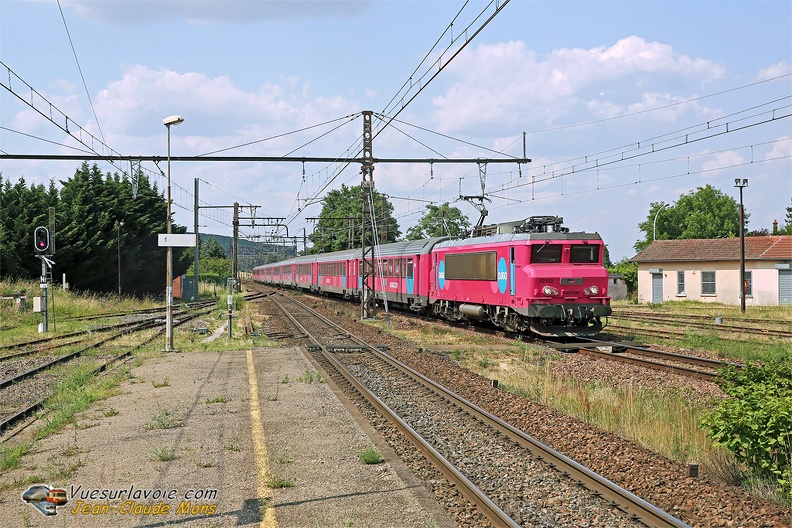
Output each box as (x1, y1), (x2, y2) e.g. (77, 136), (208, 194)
(407, 258), (413, 279)
(395, 259), (400, 278)
(530, 244), (562, 263)
(445, 251), (497, 280)
(570, 244), (599, 263)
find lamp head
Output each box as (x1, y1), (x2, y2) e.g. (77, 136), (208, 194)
(162, 115), (184, 127)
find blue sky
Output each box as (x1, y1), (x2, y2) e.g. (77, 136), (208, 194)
(1, 0), (790, 262)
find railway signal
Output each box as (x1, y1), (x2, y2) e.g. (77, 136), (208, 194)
(34, 226), (50, 254)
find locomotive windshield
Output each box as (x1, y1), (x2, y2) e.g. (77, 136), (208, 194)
(570, 244), (600, 263)
(530, 244), (562, 263)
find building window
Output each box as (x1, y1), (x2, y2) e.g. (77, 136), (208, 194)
(677, 271), (685, 295)
(744, 270), (753, 297)
(701, 271), (716, 295)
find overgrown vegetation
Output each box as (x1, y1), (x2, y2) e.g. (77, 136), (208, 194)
(0, 365), (125, 471)
(701, 361), (792, 500)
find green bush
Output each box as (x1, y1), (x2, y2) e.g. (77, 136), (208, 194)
(701, 361), (792, 496)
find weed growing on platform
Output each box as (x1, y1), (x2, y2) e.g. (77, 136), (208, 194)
(272, 448), (294, 464)
(298, 369), (325, 384)
(359, 446), (383, 464)
(150, 446), (177, 462)
(268, 477), (294, 489)
(145, 406), (183, 430)
(205, 396), (231, 404)
(152, 377), (170, 388)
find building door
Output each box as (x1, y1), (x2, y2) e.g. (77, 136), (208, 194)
(651, 273), (663, 304)
(780, 270), (792, 306)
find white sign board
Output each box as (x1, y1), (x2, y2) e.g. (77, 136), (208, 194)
(158, 234), (197, 247)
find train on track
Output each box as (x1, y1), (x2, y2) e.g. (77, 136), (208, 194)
(253, 216), (612, 337)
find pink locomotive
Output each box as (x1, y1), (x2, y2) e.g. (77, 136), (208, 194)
(253, 216), (611, 337)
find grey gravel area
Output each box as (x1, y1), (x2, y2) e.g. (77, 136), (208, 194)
(0, 348), (453, 527)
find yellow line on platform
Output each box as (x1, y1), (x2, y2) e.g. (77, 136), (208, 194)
(247, 349), (278, 528)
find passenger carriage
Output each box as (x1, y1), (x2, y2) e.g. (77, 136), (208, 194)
(367, 237), (447, 311)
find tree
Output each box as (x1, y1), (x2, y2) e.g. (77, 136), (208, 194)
(608, 257), (637, 294)
(309, 184), (400, 253)
(201, 237), (227, 259)
(0, 165), (189, 295)
(404, 203), (471, 240)
(634, 184), (744, 252)
(779, 202), (792, 235)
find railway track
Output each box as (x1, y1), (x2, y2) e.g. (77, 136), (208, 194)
(609, 310), (792, 341)
(268, 291), (689, 528)
(0, 302), (218, 435)
(0, 300), (218, 354)
(547, 338), (742, 381)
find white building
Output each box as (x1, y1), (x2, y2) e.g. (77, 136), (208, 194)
(631, 236), (792, 306)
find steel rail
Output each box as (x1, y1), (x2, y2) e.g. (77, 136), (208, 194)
(0, 307), (213, 434)
(271, 295), (521, 528)
(0, 324), (166, 435)
(547, 339), (740, 381)
(612, 312), (792, 339)
(579, 347), (717, 381)
(590, 339), (742, 369)
(272, 294), (690, 528)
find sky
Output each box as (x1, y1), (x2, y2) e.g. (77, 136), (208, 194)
(1, 0), (790, 262)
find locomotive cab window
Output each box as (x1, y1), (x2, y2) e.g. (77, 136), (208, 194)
(530, 244), (562, 263)
(570, 244), (599, 263)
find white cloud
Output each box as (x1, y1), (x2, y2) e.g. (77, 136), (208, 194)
(700, 150), (744, 174)
(765, 136), (792, 160)
(586, 92), (720, 123)
(432, 36), (726, 133)
(756, 62), (792, 81)
(92, 65), (360, 153)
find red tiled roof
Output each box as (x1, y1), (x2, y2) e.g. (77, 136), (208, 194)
(631, 236), (792, 262)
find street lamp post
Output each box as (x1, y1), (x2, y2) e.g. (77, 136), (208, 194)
(117, 221), (124, 296)
(163, 115), (184, 351)
(735, 178), (748, 313)
(653, 202), (669, 241)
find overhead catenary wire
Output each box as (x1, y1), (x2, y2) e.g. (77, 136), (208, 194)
(56, 0), (106, 146)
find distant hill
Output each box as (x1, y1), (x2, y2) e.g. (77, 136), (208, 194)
(194, 233), (297, 271)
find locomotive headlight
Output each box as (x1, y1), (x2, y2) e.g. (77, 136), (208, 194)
(542, 286), (558, 296)
(588, 285), (599, 295)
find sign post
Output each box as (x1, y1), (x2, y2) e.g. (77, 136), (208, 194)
(158, 234), (196, 350)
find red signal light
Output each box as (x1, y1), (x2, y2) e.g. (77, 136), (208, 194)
(34, 227), (50, 254)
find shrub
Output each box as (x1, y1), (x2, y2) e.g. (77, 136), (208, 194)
(701, 361), (792, 496)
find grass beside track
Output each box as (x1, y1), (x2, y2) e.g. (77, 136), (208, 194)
(608, 299), (792, 364)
